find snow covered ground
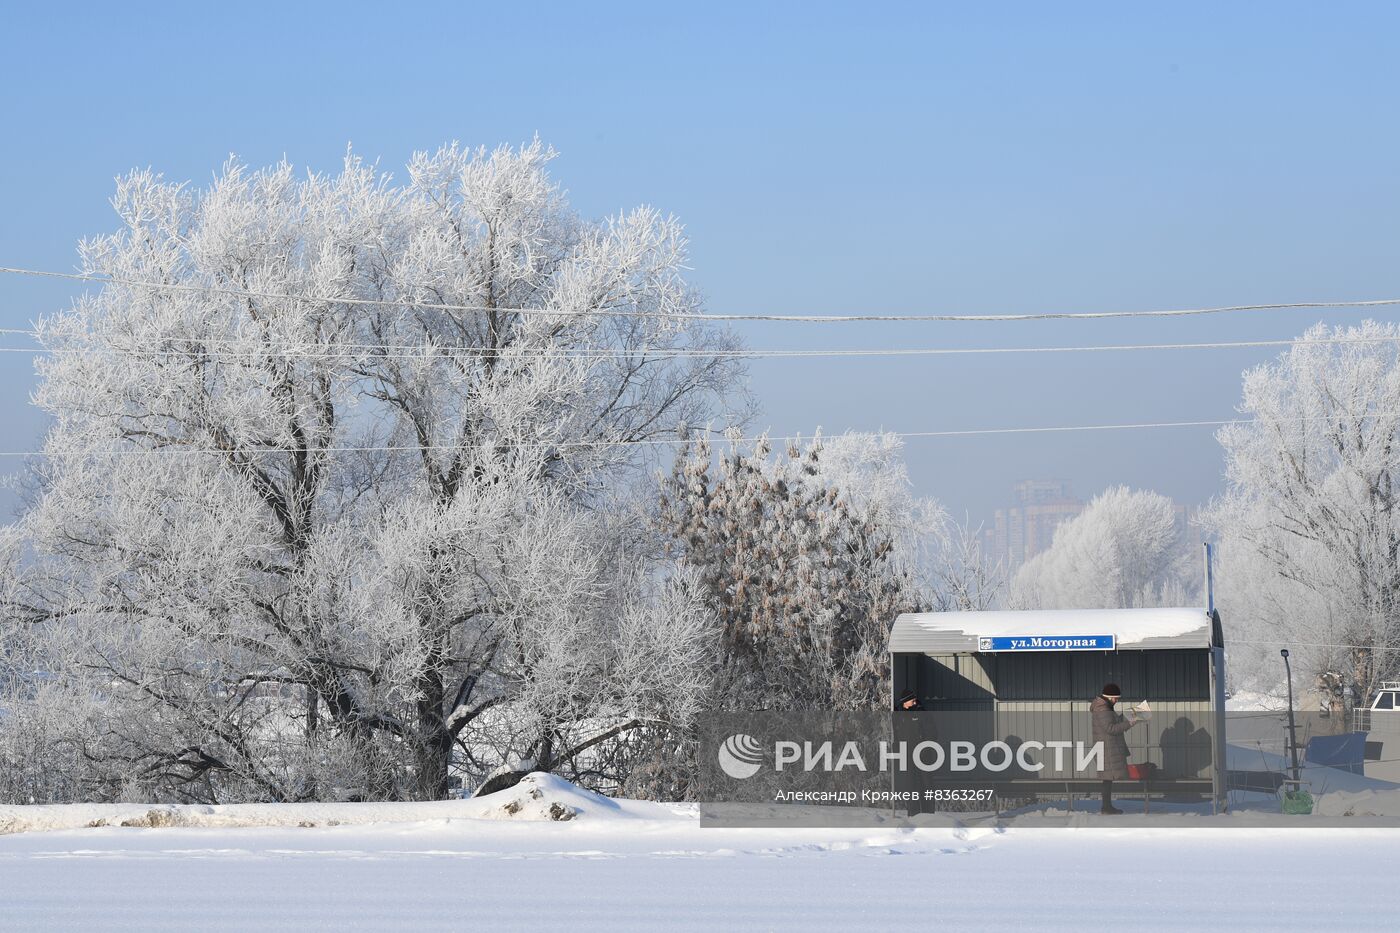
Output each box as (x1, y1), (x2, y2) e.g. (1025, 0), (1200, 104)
(1225, 688), (1292, 711)
(1, 774), (1395, 932)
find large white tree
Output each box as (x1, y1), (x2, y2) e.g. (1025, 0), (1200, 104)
(1010, 486), (1194, 610)
(2, 141), (741, 802)
(1206, 321), (1400, 702)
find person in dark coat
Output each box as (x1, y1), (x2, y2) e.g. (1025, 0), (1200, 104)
(896, 690), (923, 712)
(1090, 683), (1139, 814)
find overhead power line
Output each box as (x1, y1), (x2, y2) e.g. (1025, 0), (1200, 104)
(7, 406), (1400, 459)
(1230, 639), (1400, 652)
(0, 417), (1293, 458)
(4, 333), (1400, 362)
(8, 314), (1400, 362)
(4, 265), (1400, 323)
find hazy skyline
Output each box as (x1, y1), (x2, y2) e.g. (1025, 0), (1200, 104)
(4, 2), (1400, 525)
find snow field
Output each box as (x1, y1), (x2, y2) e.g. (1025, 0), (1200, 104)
(1, 774), (1395, 931)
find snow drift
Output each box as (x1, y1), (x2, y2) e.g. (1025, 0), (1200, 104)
(0, 772), (682, 835)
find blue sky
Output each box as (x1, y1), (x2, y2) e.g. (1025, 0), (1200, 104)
(3, 1), (1399, 522)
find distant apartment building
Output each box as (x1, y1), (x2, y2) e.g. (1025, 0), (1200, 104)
(983, 480), (1204, 573)
(984, 480), (1084, 572)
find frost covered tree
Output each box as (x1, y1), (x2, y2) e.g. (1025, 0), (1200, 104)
(1, 141), (740, 802)
(813, 432), (1005, 611)
(931, 519), (1005, 612)
(804, 431), (948, 584)
(1010, 486), (1193, 610)
(659, 431), (930, 709)
(1205, 322), (1400, 702)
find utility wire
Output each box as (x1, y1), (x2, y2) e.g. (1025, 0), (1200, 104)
(12, 407), (1400, 458)
(1230, 639), (1400, 653)
(5, 265), (1400, 323)
(4, 332), (1400, 363)
(0, 417), (1290, 458)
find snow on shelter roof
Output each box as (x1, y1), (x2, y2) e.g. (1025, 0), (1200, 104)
(887, 607), (1214, 654)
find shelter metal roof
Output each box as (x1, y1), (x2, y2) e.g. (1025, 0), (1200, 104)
(887, 607), (1214, 654)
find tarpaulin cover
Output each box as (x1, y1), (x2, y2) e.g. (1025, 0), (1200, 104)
(1304, 731), (1367, 775)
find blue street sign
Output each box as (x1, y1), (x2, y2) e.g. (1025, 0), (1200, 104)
(977, 634), (1116, 652)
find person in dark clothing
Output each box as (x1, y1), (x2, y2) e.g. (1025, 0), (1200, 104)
(1090, 683), (1139, 814)
(896, 690), (923, 711)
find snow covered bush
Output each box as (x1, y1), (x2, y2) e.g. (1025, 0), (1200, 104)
(1010, 486), (1194, 610)
(659, 431), (931, 710)
(0, 141), (741, 802)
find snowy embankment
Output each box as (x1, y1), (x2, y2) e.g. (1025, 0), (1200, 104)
(3, 773), (1400, 931)
(0, 773), (674, 835)
(20, 743), (1398, 835)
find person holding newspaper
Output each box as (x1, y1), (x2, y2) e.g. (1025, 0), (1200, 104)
(1091, 683), (1141, 815)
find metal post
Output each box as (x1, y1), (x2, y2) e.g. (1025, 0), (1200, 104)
(1203, 543), (1215, 614)
(1281, 649), (1301, 786)
(1204, 543), (1226, 812)
(1209, 635), (1228, 813)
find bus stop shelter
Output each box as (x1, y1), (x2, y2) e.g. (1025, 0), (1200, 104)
(888, 607), (1228, 810)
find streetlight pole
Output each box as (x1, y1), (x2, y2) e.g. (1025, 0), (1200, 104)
(1281, 649), (1301, 786)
